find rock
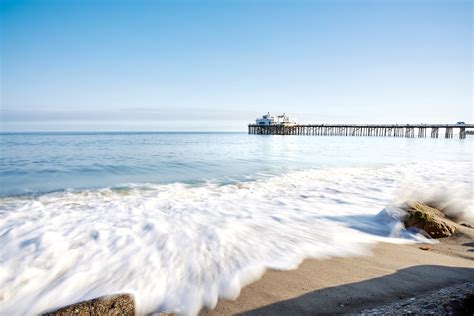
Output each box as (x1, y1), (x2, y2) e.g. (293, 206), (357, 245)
(419, 246), (432, 251)
(359, 282), (474, 315)
(42, 294), (135, 316)
(401, 201), (457, 238)
(461, 223), (474, 229)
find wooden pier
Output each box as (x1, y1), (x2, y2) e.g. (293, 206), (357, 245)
(248, 124), (472, 139)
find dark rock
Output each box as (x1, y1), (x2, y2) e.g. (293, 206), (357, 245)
(359, 282), (474, 315)
(401, 201), (457, 238)
(444, 294), (474, 315)
(42, 294), (135, 316)
(419, 246), (432, 251)
(461, 223), (474, 229)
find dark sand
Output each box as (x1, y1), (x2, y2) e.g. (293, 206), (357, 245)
(200, 226), (474, 315)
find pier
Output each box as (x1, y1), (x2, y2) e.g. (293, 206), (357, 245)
(248, 124), (472, 139)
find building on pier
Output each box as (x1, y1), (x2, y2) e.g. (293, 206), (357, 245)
(255, 112), (296, 126)
(255, 112), (275, 126)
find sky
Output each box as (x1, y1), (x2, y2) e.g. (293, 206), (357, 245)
(0, 0), (472, 131)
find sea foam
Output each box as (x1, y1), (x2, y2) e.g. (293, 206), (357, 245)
(0, 161), (472, 315)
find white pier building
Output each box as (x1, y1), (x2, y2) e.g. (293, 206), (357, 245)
(255, 112), (295, 126)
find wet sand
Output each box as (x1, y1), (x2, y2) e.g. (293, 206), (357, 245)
(200, 226), (474, 315)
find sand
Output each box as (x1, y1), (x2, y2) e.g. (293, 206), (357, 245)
(200, 226), (474, 315)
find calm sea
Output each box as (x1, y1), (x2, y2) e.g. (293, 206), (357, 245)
(1, 132), (472, 196)
(1, 132), (473, 315)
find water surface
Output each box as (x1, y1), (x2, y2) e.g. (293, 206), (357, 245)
(0, 133), (472, 315)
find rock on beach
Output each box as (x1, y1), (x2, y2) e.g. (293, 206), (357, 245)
(401, 201), (457, 238)
(42, 294), (135, 316)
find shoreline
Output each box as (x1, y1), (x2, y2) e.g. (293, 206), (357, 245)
(200, 225), (474, 315)
(42, 215), (474, 315)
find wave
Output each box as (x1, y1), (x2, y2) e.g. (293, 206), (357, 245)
(394, 180), (474, 225)
(0, 161), (472, 315)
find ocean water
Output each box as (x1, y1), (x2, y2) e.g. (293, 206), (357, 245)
(0, 132), (473, 315)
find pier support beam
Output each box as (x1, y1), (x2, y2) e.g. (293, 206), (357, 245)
(445, 127), (453, 138)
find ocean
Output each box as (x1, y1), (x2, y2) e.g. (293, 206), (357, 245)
(0, 132), (473, 315)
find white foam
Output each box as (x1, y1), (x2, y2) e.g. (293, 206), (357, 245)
(0, 161), (472, 315)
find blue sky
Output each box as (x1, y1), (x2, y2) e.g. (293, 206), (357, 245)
(1, 0), (472, 131)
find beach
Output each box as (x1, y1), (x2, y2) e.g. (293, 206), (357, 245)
(201, 225), (474, 315)
(45, 224), (474, 315)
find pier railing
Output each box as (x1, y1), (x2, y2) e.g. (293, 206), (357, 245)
(248, 124), (473, 139)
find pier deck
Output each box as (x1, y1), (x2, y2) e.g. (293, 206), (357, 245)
(248, 124), (473, 139)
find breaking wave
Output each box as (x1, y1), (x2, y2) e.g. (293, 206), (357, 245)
(0, 161), (472, 315)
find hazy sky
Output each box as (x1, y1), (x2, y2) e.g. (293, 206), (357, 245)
(1, 0), (472, 131)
